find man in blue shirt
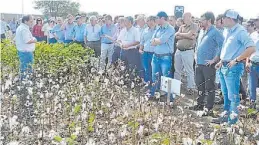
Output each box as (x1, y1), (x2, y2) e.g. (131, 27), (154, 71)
(9, 18), (17, 34)
(73, 16), (86, 46)
(212, 10), (255, 125)
(139, 16), (157, 88)
(99, 15), (117, 72)
(62, 14), (75, 44)
(149, 11), (175, 100)
(53, 18), (65, 43)
(189, 12), (224, 116)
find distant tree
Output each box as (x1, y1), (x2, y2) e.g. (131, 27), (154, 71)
(34, 0), (80, 18)
(85, 12), (99, 17)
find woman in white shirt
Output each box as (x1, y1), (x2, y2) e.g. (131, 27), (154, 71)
(48, 20), (57, 44)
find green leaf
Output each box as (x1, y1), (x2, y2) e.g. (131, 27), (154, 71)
(69, 122), (75, 129)
(53, 136), (62, 142)
(88, 126), (94, 132)
(151, 133), (162, 139)
(127, 121), (139, 129)
(71, 134), (77, 140)
(161, 138), (170, 145)
(247, 108), (257, 115)
(214, 125), (221, 130)
(74, 105), (81, 114)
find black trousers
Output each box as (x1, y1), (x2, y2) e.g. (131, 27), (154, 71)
(195, 64), (216, 109)
(1, 33), (6, 42)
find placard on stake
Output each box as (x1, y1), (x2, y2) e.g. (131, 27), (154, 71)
(160, 76), (182, 105)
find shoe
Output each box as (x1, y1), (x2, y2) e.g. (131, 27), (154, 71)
(148, 96), (158, 102)
(189, 104), (204, 111)
(211, 116), (228, 124)
(187, 89), (195, 95)
(215, 97), (224, 105)
(202, 109), (217, 117)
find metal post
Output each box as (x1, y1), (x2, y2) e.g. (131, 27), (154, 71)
(167, 80), (172, 106)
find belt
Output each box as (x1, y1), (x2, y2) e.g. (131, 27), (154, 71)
(251, 61), (259, 65)
(222, 61), (230, 66)
(103, 42), (113, 44)
(89, 40), (100, 42)
(154, 53), (171, 57)
(222, 61), (242, 66)
(178, 48), (193, 52)
(144, 51), (154, 54)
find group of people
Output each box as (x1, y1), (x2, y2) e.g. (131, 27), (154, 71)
(5, 9), (259, 125)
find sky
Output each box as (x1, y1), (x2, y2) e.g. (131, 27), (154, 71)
(0, 0), (258, 19)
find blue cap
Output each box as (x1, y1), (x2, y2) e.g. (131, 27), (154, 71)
(224, 9), (239, 19)
(156, 11), (168, 19)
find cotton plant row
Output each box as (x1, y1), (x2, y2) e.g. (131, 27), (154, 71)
(1, 41), (259, 145)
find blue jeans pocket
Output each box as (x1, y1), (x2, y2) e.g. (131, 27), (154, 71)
(221, 67), (229, 76)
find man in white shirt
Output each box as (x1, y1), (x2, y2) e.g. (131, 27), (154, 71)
(15, 15), (37, 80)
(246, 16), (259, 109)
(117, 16), (141, 73)
(84, 16), (101, 56)
(41, 20), (50, 42)
(246, 21), (258, 43)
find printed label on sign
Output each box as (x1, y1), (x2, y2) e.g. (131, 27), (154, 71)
(161, 76), (181, 96)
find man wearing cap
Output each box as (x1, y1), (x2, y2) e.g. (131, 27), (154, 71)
(246, 16), (259, 109)
(212, 10), (255, 125)
(149, 11), (175, 100)
(189, 12), (224, 116)
(139, 16), (157, 89)
(174, 12), (198, 95)
(99, 15), (117, 72)
(72, 16), (86, 46)
(62, 14), (75, 44)
(84, 16), (101, 57)
(117, 16), (141, 72)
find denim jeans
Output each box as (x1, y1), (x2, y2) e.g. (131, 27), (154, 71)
(141, 52), (154, 83)
(49, 38), (57, 44)
(219, 63), (244, 124)
(249, 64), (259, 101)
(18, 51), (34, 80)
(150, 55), (172, 99)
(64, 39), (73, 44)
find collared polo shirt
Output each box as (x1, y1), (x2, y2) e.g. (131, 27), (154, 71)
(84, 24), (101, 41)
(152, 23), (175, 54)
(118, 26), (140, 49)
(15, 23), (35, 52)
(195, 25), (224, 65)
(176, 22), (198, 50)
(220, 24), (255, 61)
(140, 27), (156, 52)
